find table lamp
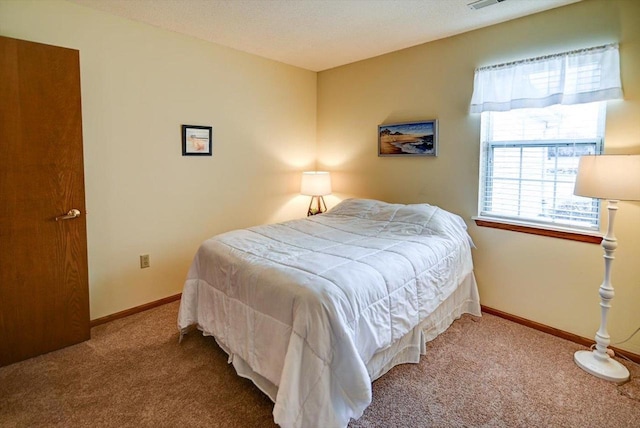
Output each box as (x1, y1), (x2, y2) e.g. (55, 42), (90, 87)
(301, 171), (332, 216)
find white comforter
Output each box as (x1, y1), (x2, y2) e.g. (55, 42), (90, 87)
(178, 199), (479, 427)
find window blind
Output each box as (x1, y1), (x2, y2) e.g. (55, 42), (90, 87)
(479, 103), (604, 230)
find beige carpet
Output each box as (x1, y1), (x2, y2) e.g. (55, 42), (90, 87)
(1, 301), (638, 427)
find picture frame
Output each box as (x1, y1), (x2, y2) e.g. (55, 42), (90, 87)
(378, 120), (438, 157)
(182, 125), (212, 156)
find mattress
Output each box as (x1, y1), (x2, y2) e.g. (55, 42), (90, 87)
(178, 198), (481, 427)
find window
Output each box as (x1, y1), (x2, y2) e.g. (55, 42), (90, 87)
(479, 102), (604, 231)
(470, 44), (622, 237)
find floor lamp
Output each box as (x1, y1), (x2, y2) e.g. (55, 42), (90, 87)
(573, 154), (640, 383)
(301, 171), (332, 216)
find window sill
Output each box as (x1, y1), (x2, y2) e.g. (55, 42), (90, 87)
(473, 217), (602, 244)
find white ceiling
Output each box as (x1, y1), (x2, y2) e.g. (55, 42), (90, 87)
(70, 0), (581, 71)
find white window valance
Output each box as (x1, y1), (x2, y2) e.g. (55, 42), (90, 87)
(470, 43), (623, 113)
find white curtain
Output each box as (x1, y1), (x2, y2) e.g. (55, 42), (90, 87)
(470, 43), (622, 113)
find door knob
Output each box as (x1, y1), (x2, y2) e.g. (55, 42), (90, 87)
(56, 209), (81, 221)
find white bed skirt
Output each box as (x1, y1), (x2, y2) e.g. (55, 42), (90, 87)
(197, 271), (481, 407)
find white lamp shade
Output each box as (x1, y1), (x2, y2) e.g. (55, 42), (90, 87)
(301, 171), (332, 196)
(574, 155), (640, 201)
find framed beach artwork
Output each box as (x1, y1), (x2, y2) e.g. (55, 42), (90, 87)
(182, 125), (212, 156)
(378, 120), (438, 157)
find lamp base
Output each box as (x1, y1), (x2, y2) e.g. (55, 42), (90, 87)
(307, 196), (327, 216)
(574, 350), (629, 383)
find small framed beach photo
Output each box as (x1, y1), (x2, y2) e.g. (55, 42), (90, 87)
(378, 120), (437, 157)
(182, 125), (212, 156)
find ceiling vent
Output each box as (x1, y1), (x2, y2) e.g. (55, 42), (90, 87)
(467, 0), (507, 10)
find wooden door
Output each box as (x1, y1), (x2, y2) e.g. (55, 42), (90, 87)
(0, 36), (90, 366)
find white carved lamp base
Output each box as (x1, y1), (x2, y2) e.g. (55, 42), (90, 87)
(572, 199), (629, 384)
(574, 349), (629, 383)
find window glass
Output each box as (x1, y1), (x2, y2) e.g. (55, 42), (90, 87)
(479, 102), (604, 230)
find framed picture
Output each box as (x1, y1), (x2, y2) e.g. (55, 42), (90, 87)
(378, 120), (437, 157)
(182, 125), (212, 156)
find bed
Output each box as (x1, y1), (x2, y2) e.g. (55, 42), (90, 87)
(178, 198), (481, 428)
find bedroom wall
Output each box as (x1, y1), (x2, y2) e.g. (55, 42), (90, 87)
(317, 0), (640, 354)
(0, 0), (317, 319)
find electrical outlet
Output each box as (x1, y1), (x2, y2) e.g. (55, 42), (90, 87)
(140, 254), (150, 269)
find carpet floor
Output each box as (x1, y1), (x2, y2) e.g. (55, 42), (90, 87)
(1, 301), (638, 427)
